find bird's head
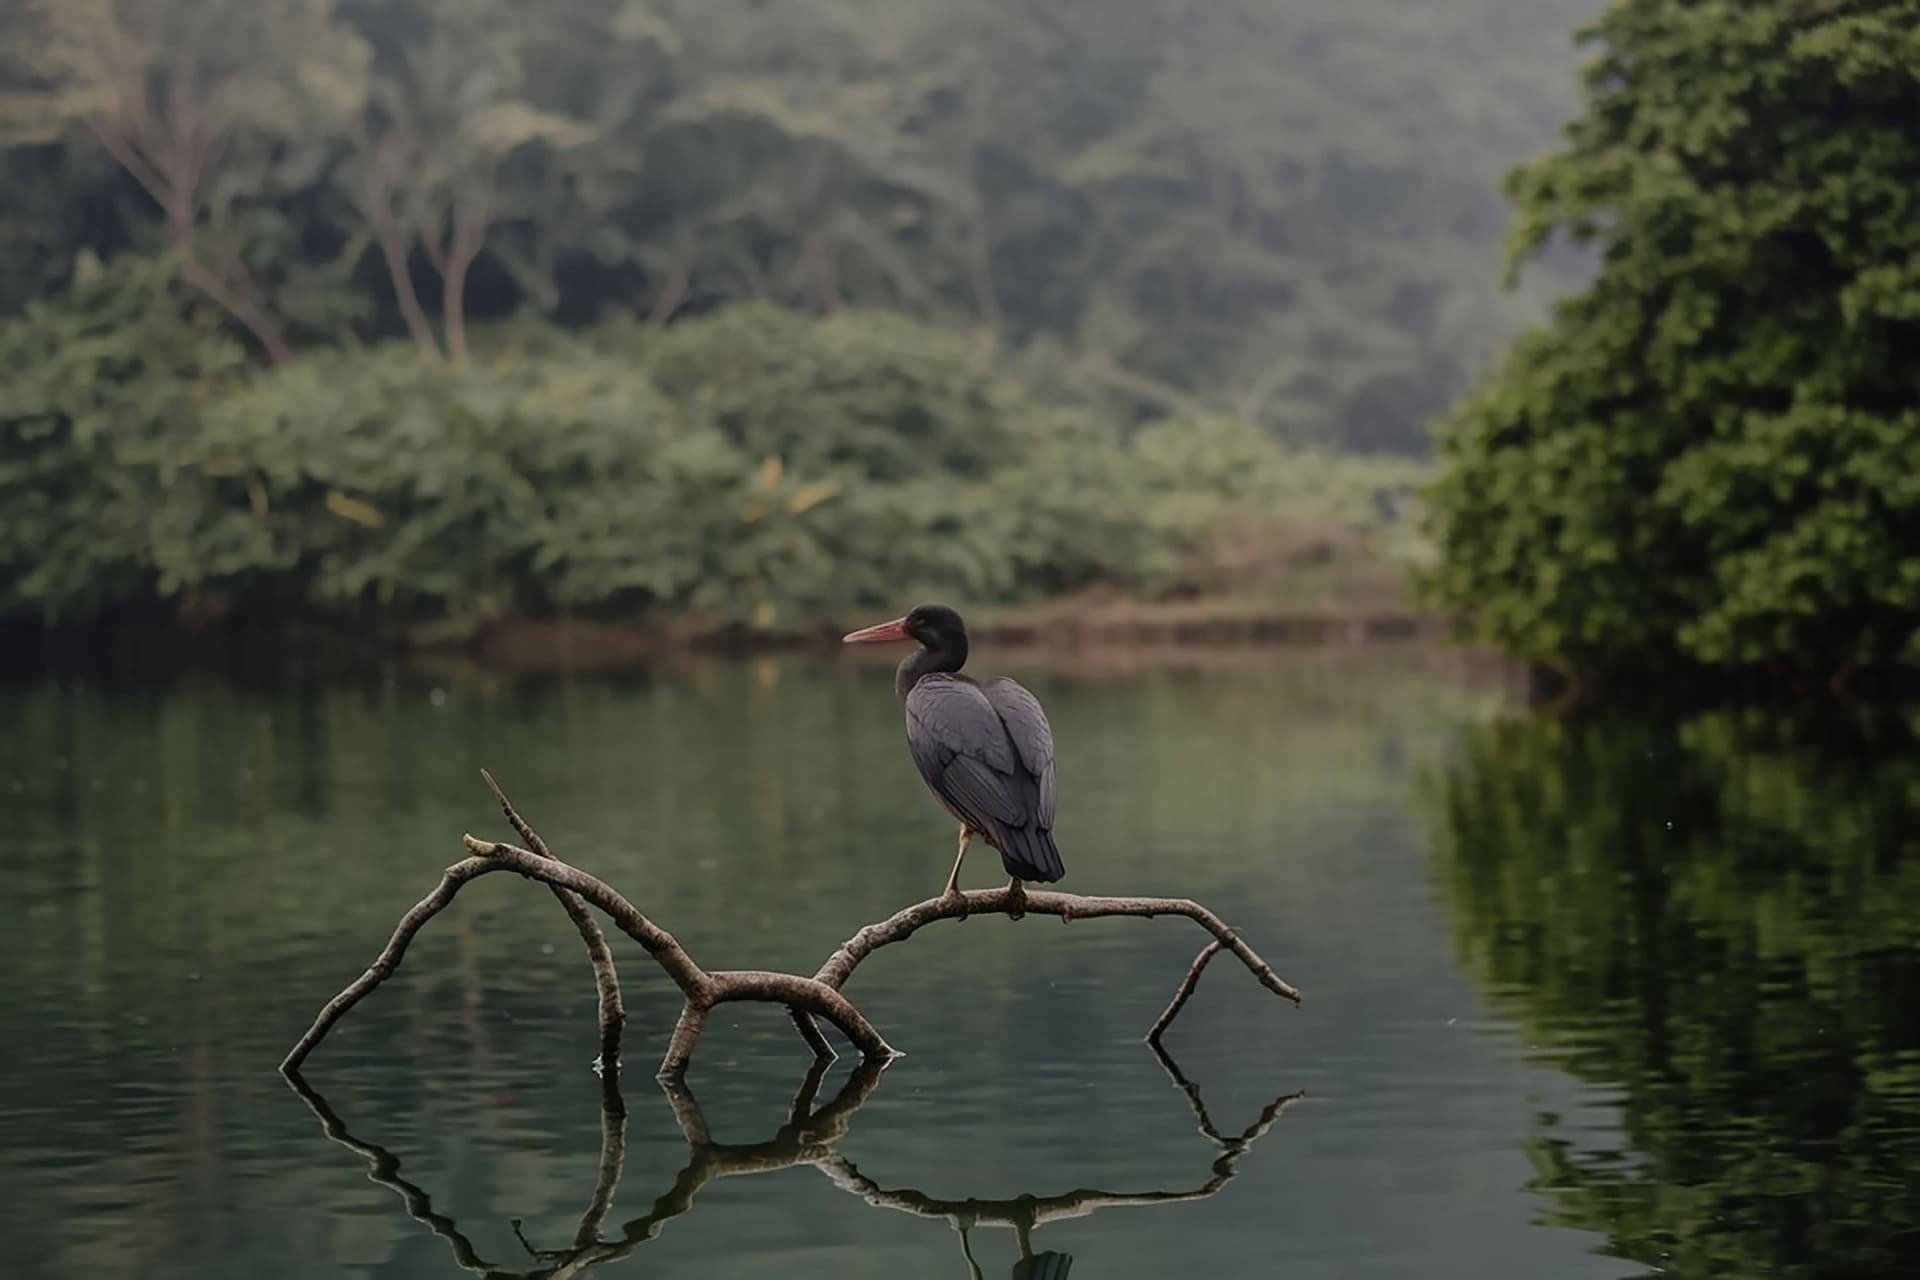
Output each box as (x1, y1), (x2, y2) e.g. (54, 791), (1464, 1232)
(843, 602), (967, 650)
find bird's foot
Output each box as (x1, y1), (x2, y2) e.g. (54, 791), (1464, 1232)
(1005, 877), (1026, 920)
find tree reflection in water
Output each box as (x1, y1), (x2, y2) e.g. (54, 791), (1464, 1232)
(284, 1047), (1299, 1278)
(1429, 709), (1920, 1279)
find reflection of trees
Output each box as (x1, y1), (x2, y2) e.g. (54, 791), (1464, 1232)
(1429, 711), (1920, 1280)
(286, 1044), (1297, 1278)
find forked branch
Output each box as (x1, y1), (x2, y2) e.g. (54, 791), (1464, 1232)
(283, 775), (1299, 1078)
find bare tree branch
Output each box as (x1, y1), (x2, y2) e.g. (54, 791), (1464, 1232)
(1147, 939), (1226, 1045)
(813, 886), (1301, 1003)
(283, 834), (896, 1076)
(284, 778), (1299, 1078)
(481, 770), (625, 1071)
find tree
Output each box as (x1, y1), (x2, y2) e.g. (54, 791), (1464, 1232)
(1421, 0), (1920, 678)
(0, 0), (369, 362)
(338, 0), (600, 363)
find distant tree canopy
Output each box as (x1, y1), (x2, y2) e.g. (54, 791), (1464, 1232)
(1422, 0), (1920, 677)
(0, 0), (1589, 454)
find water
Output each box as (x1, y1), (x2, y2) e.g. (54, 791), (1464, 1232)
(1, 652), (1915, 1279)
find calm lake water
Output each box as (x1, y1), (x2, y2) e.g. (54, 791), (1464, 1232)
(3, 650), (1917, 1279)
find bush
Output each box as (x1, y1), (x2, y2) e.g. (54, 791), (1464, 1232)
(0, 253), (252, 620)
(0, 274), (1425, 632)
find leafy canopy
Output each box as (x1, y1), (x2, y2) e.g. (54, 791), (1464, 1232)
(1421, 0), (1920, 674)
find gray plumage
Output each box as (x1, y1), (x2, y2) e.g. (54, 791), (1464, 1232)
(905, 672), (1063, 882)
(850, 602), (1066, 885)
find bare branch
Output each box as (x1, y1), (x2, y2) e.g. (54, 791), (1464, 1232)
(458, 839), (712, 997)
(285, 781), (1297, 1078)
(280, 859), (473, 1073)
(481, 770), (625, 1068)
(814, 886), (1302, 1006)
(1147, 939), (1226, 1045)
(285, 833), (896, 1076)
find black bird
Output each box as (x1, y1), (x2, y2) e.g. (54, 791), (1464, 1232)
(843, 603), (1063, 896)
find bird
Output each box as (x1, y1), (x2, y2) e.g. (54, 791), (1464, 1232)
(843, 603), (1063, 898)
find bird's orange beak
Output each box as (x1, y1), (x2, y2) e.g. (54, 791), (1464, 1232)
(842, 615), (911, 644)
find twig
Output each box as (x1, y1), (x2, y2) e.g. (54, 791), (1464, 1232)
(481, 770), (626, 1070)
(1147, 939), (1227, 1045)
(280, 863), (474, 1073)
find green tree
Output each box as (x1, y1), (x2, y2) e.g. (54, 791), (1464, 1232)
(0, 0), (370, 361)
(340, 0), (598, 363)
(1422, 1), (1920, 677)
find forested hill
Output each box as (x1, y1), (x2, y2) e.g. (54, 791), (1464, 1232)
(1, 0), (1591, 454)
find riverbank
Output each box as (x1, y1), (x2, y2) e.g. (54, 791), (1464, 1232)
(0, 585), (1459, 684)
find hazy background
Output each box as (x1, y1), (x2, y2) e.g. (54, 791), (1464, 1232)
(0, 0), (1599, 648)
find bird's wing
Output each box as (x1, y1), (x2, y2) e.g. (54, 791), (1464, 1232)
(905, 674), (1023, 830)
(982, 676), (1056, 830)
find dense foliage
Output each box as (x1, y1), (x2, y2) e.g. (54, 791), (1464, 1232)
(0, 0), (1587, 453)
(1429, 710), (1920, 1278)
(0, 261), (1420, 629)
(1422, 1), (1920, 675)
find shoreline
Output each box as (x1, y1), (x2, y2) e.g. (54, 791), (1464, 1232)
(448, 608), (1449, 672)
(0, 601), (1469, 684)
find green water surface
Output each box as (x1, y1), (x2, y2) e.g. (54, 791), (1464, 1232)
(2, 651), (1915, 1278)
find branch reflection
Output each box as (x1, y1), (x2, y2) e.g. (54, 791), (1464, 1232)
(284, 1046), (1298, 1278)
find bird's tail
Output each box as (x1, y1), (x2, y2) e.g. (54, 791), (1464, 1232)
(998, 826), (1065, 883)
(1012, 1252), (1073, 1280)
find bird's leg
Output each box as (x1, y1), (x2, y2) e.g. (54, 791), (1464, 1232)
(1005, 876), (1026, 920)
(942, 825), (972, 899)
(956, 1224), (983, 1280)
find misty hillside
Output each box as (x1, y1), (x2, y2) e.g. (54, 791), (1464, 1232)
(3, 0), (1594, 453)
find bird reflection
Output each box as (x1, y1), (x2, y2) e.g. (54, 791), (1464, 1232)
(283, 1044), (1299, 1278)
